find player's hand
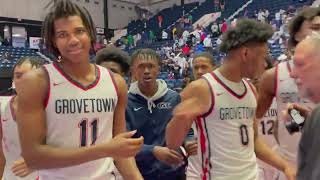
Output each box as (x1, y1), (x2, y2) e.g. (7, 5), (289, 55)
(153, 146), (183, 166)
(184, 140), (198, 156)
(281, 103), (311, 123)
(11, 158), (34, 177)
(283, 165), (296, 180)
(109, 130), (144, 158)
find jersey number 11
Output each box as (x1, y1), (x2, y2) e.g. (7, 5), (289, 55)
(79, 118), (98, 147)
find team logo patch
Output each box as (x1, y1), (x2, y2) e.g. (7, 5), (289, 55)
(157, 102), (172, 109)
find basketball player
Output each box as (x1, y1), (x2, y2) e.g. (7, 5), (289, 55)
(256, 7), (320, 177)
(15, 1), (143, 180)
(95, 46), (130, 77)
(0, 57), (45, 180)
(95, 47), (131, 180)
(253, 57), (281, 180)
(166, 19), (295, 180)
(186, 52), (217, 180)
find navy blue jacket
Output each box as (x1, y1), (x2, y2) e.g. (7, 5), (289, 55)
(126, 89), (185, 180)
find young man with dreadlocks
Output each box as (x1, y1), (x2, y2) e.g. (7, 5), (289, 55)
(15, 1), (143, 180)
(166, 19), (295, 180)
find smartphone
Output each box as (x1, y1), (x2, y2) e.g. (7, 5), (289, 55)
(289, 109), (305, 124)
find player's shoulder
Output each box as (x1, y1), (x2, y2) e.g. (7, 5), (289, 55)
(15, 67), (48, 97)
(184, 78), (210, 94)
(180, 78), (211, 100)
(0, 96), (11, 108)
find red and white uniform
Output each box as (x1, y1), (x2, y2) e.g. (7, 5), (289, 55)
(257, 99), (279, 180)
(198, 70), (258, 180)
(0, 96), (38, 180)
(40, 63), (118, 180)
(186, 123), (201, 180)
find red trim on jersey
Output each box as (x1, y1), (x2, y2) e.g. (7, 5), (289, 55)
(286, 61), (292, 73)
(196, 116), (209, 180)
(210, 72), (247, 99)
(107, 69), (119, 98)
(9, 96), (16, 121)
(53, 63), (101, 91)
(274, 64), (279, 97)
(42, 66), (51, 108)
(200, 77), (215, 118)
(245, 80), (257, 99)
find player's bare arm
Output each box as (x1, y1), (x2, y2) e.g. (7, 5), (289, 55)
(252, 81), (296, 180)
(256, 68), (276, 119)
(166, 79), (211, 149)
(0, 105), (6, 178)
(112, 73), (143, 180)
(254, 118), (296, 180)
(16, 68), (141, 169)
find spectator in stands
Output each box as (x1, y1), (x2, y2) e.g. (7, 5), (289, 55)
(162, 30), (168, 40)
(182, 29), (189, 44)
(194, 42), (204, 54)
(127, 34), (134, 48)
(142, 31), (149, 44)
(221, 20), (228, 33)
(275, 10), (282, 28)
(149, 30), (155, 43)
(168, 71), (175, 80)
(126, 49), (186, 180)
(203, 34), (213, 53)
(173, 62), (181, 79)
(134, 33), (141, 46)
(188, 14), (193, 25)
(172, 26), (177, 40)
(95, 46), (130, 77)
(182, 44), (191, 56)
(2, 52), (11, 63)
(211, 22), (219, 37)
(158, 15), (163, 28)
(265, 9), (270, 21)
(3, 37), (10, 46)
(200, 31), (206, 43)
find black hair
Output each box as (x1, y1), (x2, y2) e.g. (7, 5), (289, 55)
(95, 47), (130, 74)
(288, 7), (320, 48)
(42, 0), (97, 58)
(131, 48), (161, 66)
(192, 52), (216, 66)
(12, 57), (46, 75)
(219, 18), (273, 53)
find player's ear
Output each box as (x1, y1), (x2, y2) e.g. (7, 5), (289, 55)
(240, 47), (249, 62)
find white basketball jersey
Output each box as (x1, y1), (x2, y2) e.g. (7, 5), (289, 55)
(0, 96), (38, 180)
(41, 63), (118, 180)
(186, 123), (201, 180)
(275, 60), (314, 164)
(257, 98), (279, 179)
(198, 70), (258, 180)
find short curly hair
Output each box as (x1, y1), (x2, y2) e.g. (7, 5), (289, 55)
(288, 7), (320, 48)
(131, 48), (161, 67)
(193, 52), (216, 66)
(95, 47), (130, 74)
(219, 19), (273, 53)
